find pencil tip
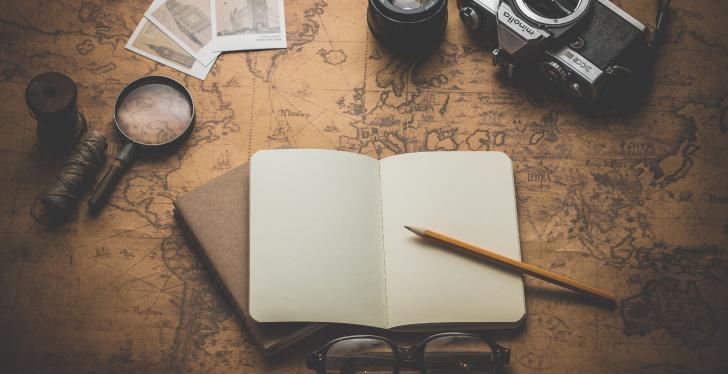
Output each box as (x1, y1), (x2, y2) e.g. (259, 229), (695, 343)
(404, 226), (425, 237)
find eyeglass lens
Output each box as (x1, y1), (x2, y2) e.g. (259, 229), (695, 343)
(424, 336), (495, 373)
(323, 336), (496, 373)
(325, 338), (397, 373)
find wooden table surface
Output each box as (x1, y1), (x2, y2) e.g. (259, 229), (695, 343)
(1, 0), (727, 372)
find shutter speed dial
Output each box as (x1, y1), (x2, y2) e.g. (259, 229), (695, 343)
(539, 60), (584, 99)
(540, 60), (568, 85)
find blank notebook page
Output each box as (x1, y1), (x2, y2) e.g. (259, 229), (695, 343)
(249, 150), (387, 326)
(379, 152), (526, 328)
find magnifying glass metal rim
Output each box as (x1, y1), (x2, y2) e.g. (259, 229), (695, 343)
(113, 75), (196, 148)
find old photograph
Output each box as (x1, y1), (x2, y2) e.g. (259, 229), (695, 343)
(216, 0), (280, 36)
(211, 0), (287, 51)
(126, 19), (214, 80)
(146, 0), (219, 65)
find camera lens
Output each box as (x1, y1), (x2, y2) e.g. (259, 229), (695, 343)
(367, 0), (448, 51)
(389, 0), (433, 10)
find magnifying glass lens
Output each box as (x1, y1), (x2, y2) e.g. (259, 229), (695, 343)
(116, 83), (193, 146)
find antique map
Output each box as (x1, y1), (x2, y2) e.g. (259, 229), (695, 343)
(1, 0), (727, 372)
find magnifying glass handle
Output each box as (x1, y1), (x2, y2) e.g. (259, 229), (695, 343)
(88, 143), (136, 212)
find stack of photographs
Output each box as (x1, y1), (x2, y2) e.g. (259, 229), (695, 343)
(126, 0), (287, 80)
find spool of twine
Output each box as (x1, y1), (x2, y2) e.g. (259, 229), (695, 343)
(32, 131), (108, 225)
(26, 72), (86, 153)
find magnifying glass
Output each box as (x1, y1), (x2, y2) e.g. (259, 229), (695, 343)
(88, 76), (195, 212)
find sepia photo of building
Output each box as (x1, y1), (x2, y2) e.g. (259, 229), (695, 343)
(216, 0), (280, 36)
(164, 0), (210, 47)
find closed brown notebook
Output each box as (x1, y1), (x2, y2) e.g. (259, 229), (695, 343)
(173, 164), (324, 356)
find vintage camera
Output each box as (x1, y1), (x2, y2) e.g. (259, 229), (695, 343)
(457, 0), (659, 104)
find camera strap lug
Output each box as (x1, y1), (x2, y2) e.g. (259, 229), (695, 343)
(491, 48), (502, 66)
(492, 49), (516, 79)
(606, 65), (633, 77)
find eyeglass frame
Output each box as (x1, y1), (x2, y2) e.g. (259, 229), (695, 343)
(305, 332), (511, 374)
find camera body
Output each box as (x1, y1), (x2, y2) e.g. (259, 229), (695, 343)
(457, 0), (651, 104)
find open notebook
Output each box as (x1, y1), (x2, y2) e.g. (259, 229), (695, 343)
(249, 150), (526, 330)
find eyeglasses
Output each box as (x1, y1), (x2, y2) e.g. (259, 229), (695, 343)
(306, 332), (510, 373)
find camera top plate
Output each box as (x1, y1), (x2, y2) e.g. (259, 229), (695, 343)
(513, 0), (592, 27)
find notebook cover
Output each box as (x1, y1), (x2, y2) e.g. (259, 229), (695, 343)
(173, 163), (325, 356)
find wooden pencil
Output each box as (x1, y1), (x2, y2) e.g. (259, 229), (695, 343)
(404, 226), (617, 305)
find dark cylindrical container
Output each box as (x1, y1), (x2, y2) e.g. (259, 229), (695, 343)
(26, 72), (86, 152)
(368, 0), (449, 52)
